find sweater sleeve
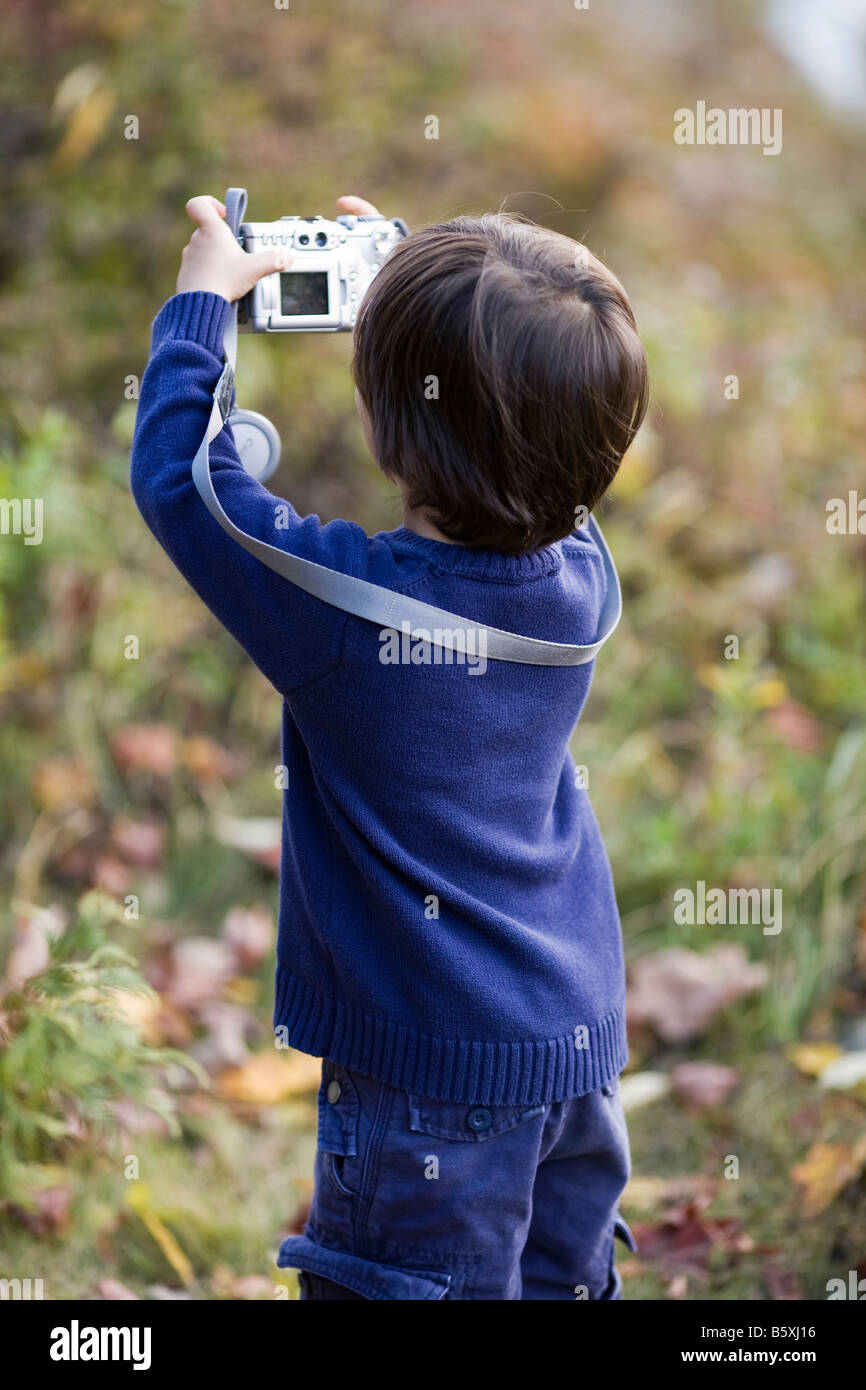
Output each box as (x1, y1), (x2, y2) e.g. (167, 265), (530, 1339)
(130, 292), (366, 694)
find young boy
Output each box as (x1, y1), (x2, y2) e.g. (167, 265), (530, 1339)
(131, 192), (649, 1301)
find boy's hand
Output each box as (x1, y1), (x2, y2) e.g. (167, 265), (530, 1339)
(176, 193), (383, 302)
(176, 195), (293, 303)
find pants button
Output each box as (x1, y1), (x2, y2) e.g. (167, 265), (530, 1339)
(466, 1107), (493, 1133)
(327, 1080), (342, 1104)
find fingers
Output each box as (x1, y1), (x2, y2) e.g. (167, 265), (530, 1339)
(250, 247), (293, 278)
(185, 195), (227, 226)
(337, 195), (382, 218)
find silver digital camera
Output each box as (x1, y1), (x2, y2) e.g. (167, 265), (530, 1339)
(237, 212), (409, 332)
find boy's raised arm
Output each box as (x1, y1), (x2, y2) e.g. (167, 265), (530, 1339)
(130, 198), (366, 695)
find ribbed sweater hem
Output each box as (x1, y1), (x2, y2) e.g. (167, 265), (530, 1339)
(274, 968), (628, 1105)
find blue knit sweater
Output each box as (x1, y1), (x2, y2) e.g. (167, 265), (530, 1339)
(131, 290), (628, 1105)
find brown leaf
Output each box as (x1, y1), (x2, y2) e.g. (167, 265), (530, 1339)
(627, 946), (768, 1043)
(166, 938), (235, 1010)
(632, 1199), (751, 1280)
(767, 701), (823, 753)
(110, 1099), (173, 1138)
(196, 1001), (255, 1070)
(5, 906), (65, 987)
(221, 906), (274, 968)
(631, 1205), (715, 1279)
(672, 1062), (739, 1108)
(110, 816), (165, 868)
(110, 724), (178, 777)
(16, 1185), (70, 1236)
(91, 854), (129, 895)
(97, 1278), (140, 1301)
(791, 1137), (866, 1219)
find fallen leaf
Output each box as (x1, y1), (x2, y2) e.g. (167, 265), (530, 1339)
(817, 1051), (866, 1099)
(627, 945), (768, 1043)
(16, 1185), (70, 1237)
(51, 65), (114, 170)
(786, 1042), (844, 1077)
(767, 701), (823, 752)
(619, 1071), (672, 1112)
(110, 1099), (172, 1138)
(106, 988), (163, 1044)
(5, 906), (65, 987)
(210, 1266), (273, 1299)
(166, 937), (235, 1009)
(91, 854), (129, 895)
(110, 724), (178, 777)
(195, 1001), (255, 1070)
(110, 816), (165, 868)
(221, 906), (274, 968)
(672, 1062), (739, 1108)
(791, 1138), (866, 1219)
(214, 816), (281, 871)
(217, 1049), (322, 1104)
(97, 1279), (140, 1301)
(631, 1198), (750, 1279)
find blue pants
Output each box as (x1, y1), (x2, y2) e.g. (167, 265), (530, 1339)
(278, 1060), (636, 1300)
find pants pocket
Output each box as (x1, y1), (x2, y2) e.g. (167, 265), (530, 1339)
(315, 1064), (364, 1199)
(325, 1151), (357, 1198)
(279, 1233), (451, 1301)
(601, 1210), (637, 1300)
(614, 1211), (638, 1253)
(408, 1093), (545, 1142)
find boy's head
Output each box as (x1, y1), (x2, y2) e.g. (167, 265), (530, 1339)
(352, 214), (649, 554)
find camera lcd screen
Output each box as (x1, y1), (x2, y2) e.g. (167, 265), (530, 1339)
(280, 271), (329, 317)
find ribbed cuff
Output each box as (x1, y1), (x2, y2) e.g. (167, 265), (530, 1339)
(150, 291), (233, 360)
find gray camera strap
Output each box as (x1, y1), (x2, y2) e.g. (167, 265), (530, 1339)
(189, 189), (622, 666)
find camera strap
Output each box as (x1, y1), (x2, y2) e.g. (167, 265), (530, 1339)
(189, 190), (623, 666)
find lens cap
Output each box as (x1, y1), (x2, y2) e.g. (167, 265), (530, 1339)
(227, 409), (282, 483)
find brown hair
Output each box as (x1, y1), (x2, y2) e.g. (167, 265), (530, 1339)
(352, 214), (649, 553)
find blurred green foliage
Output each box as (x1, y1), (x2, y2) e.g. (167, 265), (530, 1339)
(0, 891), (201, 1208)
